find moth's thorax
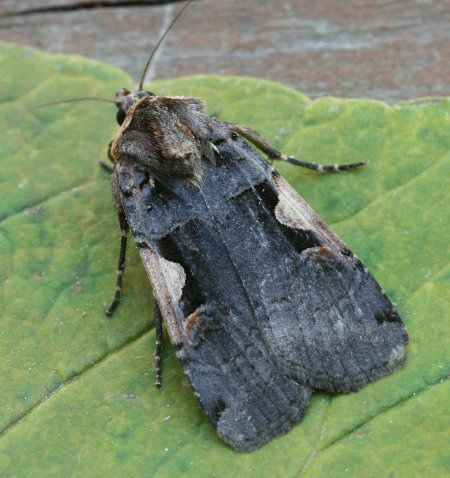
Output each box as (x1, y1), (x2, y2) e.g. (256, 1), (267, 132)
(111, 92), (215, 181)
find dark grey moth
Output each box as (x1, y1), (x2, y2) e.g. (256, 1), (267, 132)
(106, 88), (407, 451)
(46, 1), (408, 452)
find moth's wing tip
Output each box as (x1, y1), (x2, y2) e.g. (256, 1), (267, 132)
(216, 385), (313, 452)
(314, 337), (408, 394)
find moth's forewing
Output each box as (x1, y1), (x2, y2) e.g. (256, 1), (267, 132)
(254, 173), (408, 392)
(110, 95), (407, 451)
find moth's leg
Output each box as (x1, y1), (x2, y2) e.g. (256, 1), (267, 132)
(99, 161), (114, 173)
(231, 124), (366, 172)
(105, 210), (129, 316)
(154, 301), (163, 387)
(99, 141), (115, 173)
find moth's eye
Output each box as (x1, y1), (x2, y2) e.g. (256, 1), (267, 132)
(116, 109), (127, 126)
(231, 132), (238, 140)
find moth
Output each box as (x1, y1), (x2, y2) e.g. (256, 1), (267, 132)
(44, 1), (408, 452)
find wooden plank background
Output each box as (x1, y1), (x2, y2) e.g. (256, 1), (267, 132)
(0, 0), (448, 104)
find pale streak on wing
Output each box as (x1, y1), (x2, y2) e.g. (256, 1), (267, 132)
(139, 246), (186, 348)
(272, 172), (348, 250)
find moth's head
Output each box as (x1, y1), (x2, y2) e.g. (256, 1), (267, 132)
(113, 1), (192, 126)
(115, 88), (155, 126)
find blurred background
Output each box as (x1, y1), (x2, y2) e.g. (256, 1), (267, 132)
(0, 0), (448, 104)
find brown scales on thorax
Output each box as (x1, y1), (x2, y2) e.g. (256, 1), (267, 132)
(111, 92), (215, 182)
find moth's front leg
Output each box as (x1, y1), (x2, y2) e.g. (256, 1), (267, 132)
(105, 209), (129, 316)
(99, 141), (115, 174)
(231, 124), (366, 172)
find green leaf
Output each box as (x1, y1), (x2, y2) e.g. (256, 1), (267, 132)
(0, 42), (448, 477)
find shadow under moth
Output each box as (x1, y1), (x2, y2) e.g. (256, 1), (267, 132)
(45, 1), (408, 452)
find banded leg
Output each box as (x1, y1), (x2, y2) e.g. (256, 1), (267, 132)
(154, 302), (163, 387)
(105, 211), (129, 316)
(99, 141), (115, 173)
(99, 161), (113, 173)
(231, 124), (366, 172)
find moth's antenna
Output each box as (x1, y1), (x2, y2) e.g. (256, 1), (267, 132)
(31, 97), (117, 109)
(138, 0), (194, 90)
